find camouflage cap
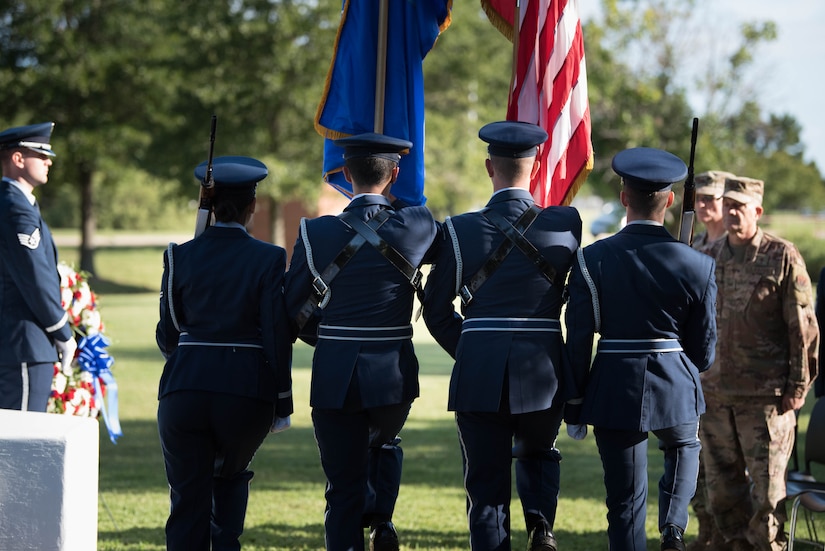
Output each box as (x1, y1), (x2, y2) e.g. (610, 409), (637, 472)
(723, 176), (764, 205)
(695, 170), (735, 197)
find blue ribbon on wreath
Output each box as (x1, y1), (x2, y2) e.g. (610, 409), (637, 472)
(77, 334), (122, 444)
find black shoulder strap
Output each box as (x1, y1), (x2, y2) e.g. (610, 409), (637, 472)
(482, 206), (558, 283)
(339, 210), (423, 291)
(459, 205), (556, 306)
(294, 209), (392, 330)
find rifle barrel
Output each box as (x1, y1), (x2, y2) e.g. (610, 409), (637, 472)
(194, 115), (218, 238)
(678, 117), (699, 245)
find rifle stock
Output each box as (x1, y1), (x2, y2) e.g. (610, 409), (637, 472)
(194, 115), (217, 238)
(678, 118), (699, 245)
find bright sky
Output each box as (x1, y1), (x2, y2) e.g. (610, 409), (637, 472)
(579, 0), (825, 172)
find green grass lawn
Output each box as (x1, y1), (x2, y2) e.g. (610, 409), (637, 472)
(55, 244), (824, 550)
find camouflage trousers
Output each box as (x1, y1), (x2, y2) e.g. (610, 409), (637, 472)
(688, 457), (726, 550)
(700, 395), (795, 551)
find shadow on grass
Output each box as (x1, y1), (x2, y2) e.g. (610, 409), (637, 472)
(106, 344), (166, 363)
(97, 519), (619, 550)
(91, 278), (157, 295)
(98, 526), (165, 551)
(60, 245), (167, 294)
(99, 417), (687, 550)
(240, 523), (471, 549)
(100, 416), (613, 501)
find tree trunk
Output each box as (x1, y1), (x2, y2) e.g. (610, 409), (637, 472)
(79, 168), (96, 275)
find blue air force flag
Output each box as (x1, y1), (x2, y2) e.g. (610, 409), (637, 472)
(314, 0), (452, 206)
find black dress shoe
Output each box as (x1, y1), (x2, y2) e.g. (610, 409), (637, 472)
(370, 521), (399, 551)
(527, 519), (557, 551)
(661, 524), (686, 551)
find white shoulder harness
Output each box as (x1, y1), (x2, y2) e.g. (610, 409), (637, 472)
(576, 247), (601, 333)
(444, 216), (463, 297)
(166, 243), (181, 332)
(300, 217), (332, 309)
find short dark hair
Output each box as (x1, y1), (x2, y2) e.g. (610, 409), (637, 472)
(622, 184), (670, 218)
(345, 156), (397, 188)
(489, 155), (534, 182)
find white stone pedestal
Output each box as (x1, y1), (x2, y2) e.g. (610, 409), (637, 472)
(0, 410), (99, 551)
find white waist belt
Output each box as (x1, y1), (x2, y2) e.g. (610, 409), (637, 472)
(177, 332), (263, 349)
(318, 324), (413, 342)
(597, 338), (682, 354)
(461, 317), (561, 333)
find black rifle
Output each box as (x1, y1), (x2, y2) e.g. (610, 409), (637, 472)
(194, 115), (217, 237)
(678, 117), (699, 245)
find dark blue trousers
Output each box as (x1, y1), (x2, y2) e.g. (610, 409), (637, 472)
(0, 362), (54, 411)
(157, 390), (272, 551)
(312, 402), (410, 551)
(456, 403), (564, 551)
(312, 402), (412, 551)
(594, 419), (701, 551)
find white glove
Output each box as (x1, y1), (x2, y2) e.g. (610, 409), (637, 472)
(566, 423), (587, 440)
(270, 415), (291, 434)
(55, 338), (78, 375)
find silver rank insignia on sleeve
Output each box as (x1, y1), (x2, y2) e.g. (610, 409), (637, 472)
(17, 227), (41, 249)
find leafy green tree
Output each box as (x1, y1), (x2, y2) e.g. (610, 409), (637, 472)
(143, 0), (339, 202)
(3, 0), (822, 270)
(418, 3), (513, 217)
(582, 0), (825, 208)
(0, 0), (192, 272)
(0, 0), (339, 274)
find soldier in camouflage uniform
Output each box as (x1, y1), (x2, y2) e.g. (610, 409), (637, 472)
(691, 170), (734, 253)
(688, 170), (736, 551)
(702, 176), (819, 551)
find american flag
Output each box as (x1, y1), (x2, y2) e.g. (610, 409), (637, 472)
(482, 0), (593, 207)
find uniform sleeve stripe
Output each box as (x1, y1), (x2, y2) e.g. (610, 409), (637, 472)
(45, 312), (69, 333)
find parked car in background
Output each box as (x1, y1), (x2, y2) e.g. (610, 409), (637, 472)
(590, 201), (626, 238)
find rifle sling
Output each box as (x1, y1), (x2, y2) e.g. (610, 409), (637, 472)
(460, 205), (556, 305)
(339, 210), (423, 291)
(295, 209), (392, 330)
(296, 208), (422, 330)
(482, 207), (558, 283)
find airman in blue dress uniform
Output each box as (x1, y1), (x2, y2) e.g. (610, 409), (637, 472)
(0, 122), (77, 411)
(563, 147), (718, 551)
(284, 133), (438, 551)
(156, 156), (293, 551)
(422, 121), (582, 551)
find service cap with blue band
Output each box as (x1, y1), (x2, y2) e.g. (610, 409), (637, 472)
(193, 156), (268, 194)
(611, 147), (688, 192)
(479, 121), (548, 158)
(334, 132), (412, 163)
(0, 122), (57, 157)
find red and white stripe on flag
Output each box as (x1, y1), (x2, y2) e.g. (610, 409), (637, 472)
(482, 0), (594, 207)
